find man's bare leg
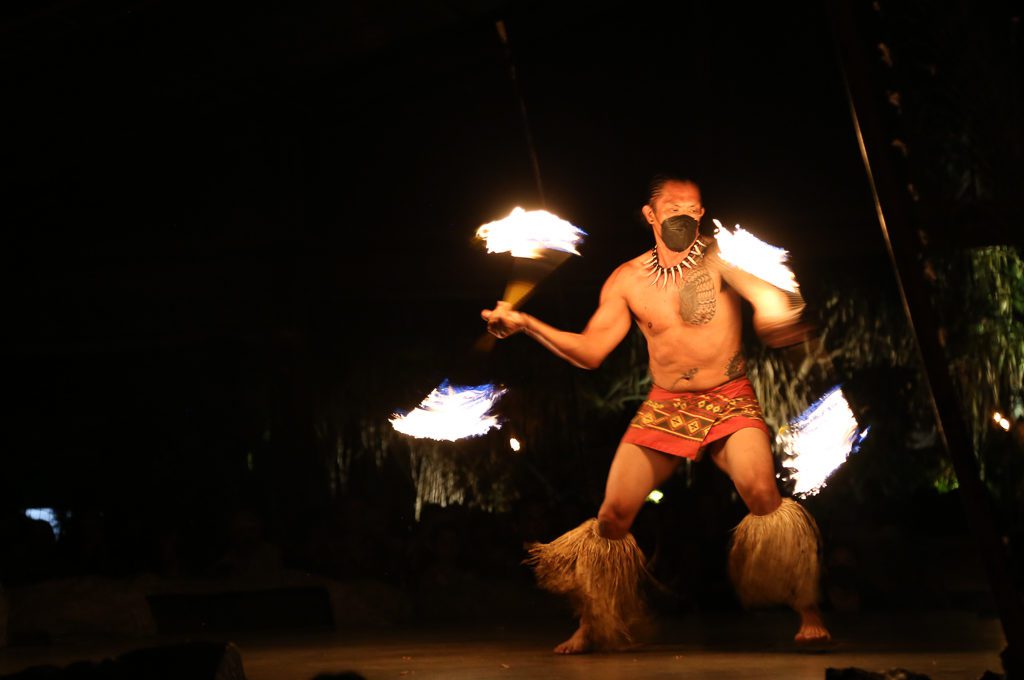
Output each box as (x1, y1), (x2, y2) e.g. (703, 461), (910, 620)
(553, 442), (681, 654)
(710, 428), (832, 644)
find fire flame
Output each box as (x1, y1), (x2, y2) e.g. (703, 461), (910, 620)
(476, 207), (587, 259)
(778, 386), (868, 498)
(390, 380), (508, 442)
(713, 219), (799, 292)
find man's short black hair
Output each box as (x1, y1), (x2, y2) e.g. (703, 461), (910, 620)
(646, 174), (699, 207)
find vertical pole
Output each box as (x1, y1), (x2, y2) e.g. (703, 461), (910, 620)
(829, 1), (1023, 673)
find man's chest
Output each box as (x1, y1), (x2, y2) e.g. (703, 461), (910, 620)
(627, 266), (733, 331)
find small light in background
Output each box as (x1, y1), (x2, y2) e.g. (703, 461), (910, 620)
(646, 489), (664, 504)
(509, 437), (521, 452)
(25, 507), (61, 539)
(994, 411), (1011, 431)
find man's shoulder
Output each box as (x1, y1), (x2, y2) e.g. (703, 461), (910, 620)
(699, 235), (726, 272)
(600, 251), (650, 295)
(702, 234), (720, 255)
(623, 249), (656, 270)
(610, 251), (651, 279)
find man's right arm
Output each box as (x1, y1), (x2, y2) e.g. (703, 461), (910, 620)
(481, 267), (633, 370)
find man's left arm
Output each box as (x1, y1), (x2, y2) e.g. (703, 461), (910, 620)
(706, 245), (811, 348)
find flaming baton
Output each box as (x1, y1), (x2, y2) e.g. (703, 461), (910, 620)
(476, 207), (587, 308)
(473, 206), (586, 352)
(712, 218), (799, 293)
(777, 385), (869, 498)
(477, 207), (585, 259)
(390, 380), (508, 441)
(390, 208), (585, 443)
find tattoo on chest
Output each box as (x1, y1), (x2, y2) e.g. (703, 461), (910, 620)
(725, 351), (746, 379)
(677, 267), (716, 325)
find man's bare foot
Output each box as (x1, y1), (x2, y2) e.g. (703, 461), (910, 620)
(794, 606), (832, 646)
(553, 625), (591, 654)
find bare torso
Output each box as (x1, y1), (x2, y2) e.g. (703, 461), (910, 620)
(617, 244), (745, 392)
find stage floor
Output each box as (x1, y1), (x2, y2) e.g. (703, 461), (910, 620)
(0, 611), (1007, 679)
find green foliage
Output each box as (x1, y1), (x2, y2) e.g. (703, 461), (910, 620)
(934, 246), (1024, 488)
(941, 247), (1024, 423)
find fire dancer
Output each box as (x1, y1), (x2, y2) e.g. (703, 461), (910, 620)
(481, 177), (830, 653)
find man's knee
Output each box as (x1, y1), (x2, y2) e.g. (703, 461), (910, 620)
(597, 501), (634, 540)
(740, 481), (782, 516)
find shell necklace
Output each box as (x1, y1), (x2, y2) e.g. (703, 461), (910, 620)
(644, 237), (708, 287)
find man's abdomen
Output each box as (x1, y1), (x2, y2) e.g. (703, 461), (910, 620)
(646, 323), (743, 392)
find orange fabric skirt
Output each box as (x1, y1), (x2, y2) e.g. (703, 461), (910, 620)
(621, 376), (769, 460)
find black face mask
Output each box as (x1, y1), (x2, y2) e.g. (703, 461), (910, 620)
(660, 214), (699, 252)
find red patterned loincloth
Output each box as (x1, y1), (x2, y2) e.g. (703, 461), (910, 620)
(621, 376), (769, 459)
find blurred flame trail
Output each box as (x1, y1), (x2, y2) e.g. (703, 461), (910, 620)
(713, 219), (800, 292)
(778, 385), (868, 498)
(476, 207), (587, 259)
(390, 381), (508, 442)
(495, 19), (545, 206)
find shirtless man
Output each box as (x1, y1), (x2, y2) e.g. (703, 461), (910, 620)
(482, 177), (830, 653)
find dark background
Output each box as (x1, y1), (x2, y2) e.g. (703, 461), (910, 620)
(1, 0), (1019, 626)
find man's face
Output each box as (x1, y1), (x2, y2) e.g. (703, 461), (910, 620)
(642, 181), (705, 249)
(644, 181), (704, 226)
